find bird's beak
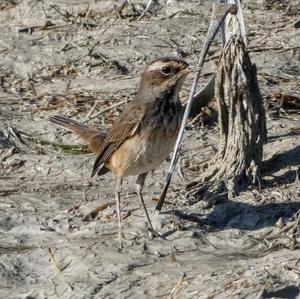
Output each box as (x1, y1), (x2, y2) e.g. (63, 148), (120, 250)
(180, 65), (194, 75)
(186, 65), (200, 73)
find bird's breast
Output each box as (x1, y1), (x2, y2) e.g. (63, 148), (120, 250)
(108, 101), (182, 177)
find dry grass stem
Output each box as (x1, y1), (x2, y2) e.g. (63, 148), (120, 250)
(170, 272), (187, 298)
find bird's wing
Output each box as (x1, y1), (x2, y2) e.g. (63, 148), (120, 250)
(91, 101), (146, 177)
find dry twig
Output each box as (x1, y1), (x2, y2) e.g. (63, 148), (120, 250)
(87, 99), (128, 121)
(170, 272), (187, 298)
(48, 248), (62, 274)
(82, 201), (115, 221)
(137, 0), (153, 21)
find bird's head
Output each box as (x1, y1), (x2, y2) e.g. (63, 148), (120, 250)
(137, 57), (191, 101)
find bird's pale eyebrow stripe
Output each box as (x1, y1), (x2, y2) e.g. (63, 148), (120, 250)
(147, 61), (168, 71)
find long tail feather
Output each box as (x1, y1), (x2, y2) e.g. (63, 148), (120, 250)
(49, 115), (107, 154)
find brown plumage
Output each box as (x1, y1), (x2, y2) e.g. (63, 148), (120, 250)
(49, 57), (191, 247)
(49, 115), (107, 154)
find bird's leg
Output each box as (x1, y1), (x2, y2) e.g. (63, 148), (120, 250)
(136, 173), (160, 237)
(115, 177), (124, 248)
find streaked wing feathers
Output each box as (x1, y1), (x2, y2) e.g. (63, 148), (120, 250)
(91, 102), (145, 177)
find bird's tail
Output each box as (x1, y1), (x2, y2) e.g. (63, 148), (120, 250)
(49, 115), (107, 153)
(49, 115), (89, 133)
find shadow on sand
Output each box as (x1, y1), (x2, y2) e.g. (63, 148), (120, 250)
(162, 144), (300, 232)
(163, 200), (300, 231)
(262, 144), (300, 186)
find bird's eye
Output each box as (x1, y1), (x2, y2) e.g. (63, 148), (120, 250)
(161, 66), (172, 75)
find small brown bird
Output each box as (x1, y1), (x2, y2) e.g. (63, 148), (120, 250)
(49, 57), (190, 246)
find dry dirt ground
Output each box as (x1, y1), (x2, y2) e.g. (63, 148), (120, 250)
(0, 1), (300, 298)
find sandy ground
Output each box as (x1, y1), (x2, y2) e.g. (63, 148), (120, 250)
(0, 0), (300, 298)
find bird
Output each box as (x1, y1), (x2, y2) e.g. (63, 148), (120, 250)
(48, 116), (107, 154)
(49, 57), (191, 247)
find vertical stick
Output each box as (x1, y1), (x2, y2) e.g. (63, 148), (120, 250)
(154, 1), (238, 212)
